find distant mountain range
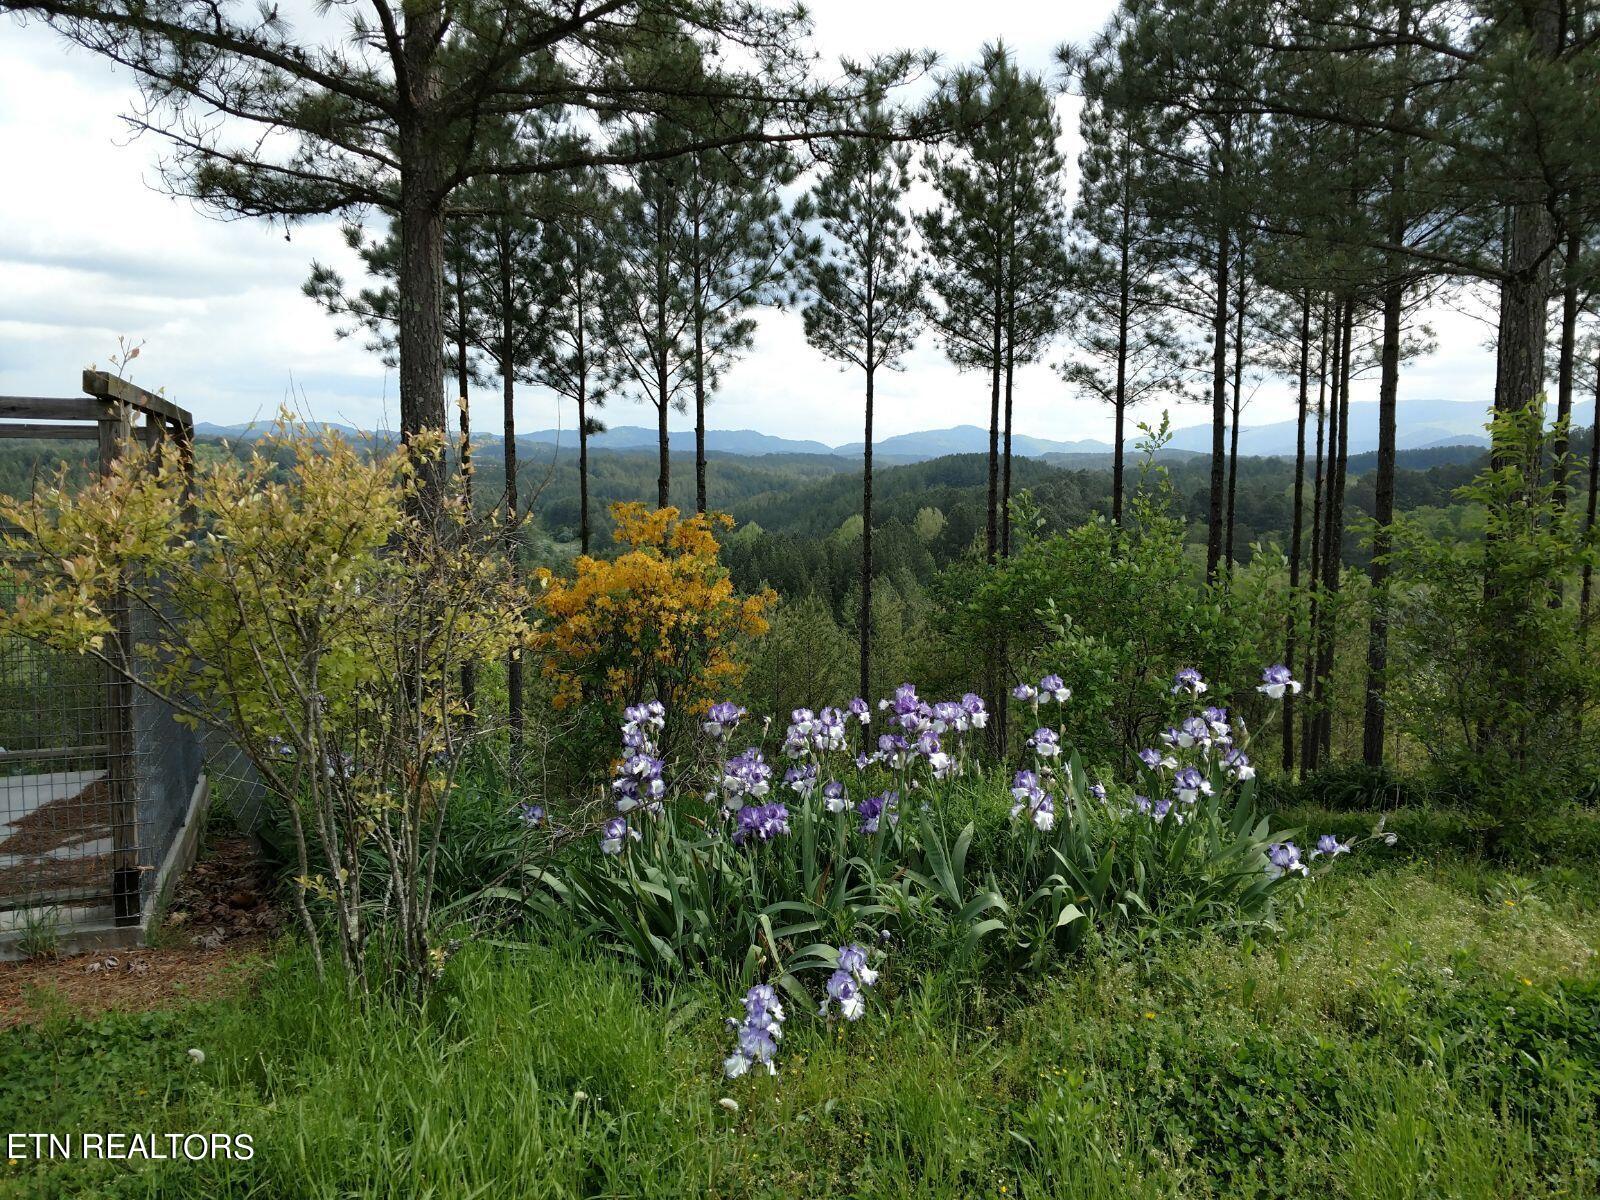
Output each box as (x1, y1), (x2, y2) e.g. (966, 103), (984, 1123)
(194, 396), (1592, 463)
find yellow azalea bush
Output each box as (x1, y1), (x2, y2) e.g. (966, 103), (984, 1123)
(0, 416), (537, 995)
(535, 503), (775, 735)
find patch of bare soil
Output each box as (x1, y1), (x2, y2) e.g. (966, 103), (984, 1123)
(0, 833), (283, 1028)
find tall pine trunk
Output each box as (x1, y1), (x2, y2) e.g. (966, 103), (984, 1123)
(454, 268), (476, 720)
(397, 121), (448, 506)
(1284, 292), (1311, 774)
(1362, 273), (1403, 765)
(1553, 223), (1581, 512)
(693, 221), (708, 515)
(1315, 301), (1354, 761)
(1302, 311), (1329, 774)
(1205, 128), (1232, 583)
(1582, 361), (1600, 624)
(1112, 199), (1132, 526)
(576, 281), (592, 556)
(1224, 278), (1245, 574)
(499, 226), (523, 756)
(860, 354), (875, 703)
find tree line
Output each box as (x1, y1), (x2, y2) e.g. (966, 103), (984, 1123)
(6, 0), (1599, 782)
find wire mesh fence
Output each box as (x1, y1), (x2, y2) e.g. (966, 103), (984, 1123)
(0, 559), (122, 921)
(0, 376), (206, 945)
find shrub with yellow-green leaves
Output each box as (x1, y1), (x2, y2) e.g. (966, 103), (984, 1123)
(0, 416), (537, 996)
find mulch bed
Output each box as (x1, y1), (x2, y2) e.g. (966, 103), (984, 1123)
(0, 778), (113, 857)
(0, 833), (283, 1028)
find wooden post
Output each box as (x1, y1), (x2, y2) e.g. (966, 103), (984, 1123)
(98, 398), (141, 925)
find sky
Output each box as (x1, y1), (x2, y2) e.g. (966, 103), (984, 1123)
(0, 1), (1501, 447)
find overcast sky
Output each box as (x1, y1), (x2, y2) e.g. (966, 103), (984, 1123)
(0, 1), (1501, 446)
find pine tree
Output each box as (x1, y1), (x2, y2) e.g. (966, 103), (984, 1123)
(793, 99), (923, 703)
(528, 171), (619, 557)
(921, 45), (1071, 565)
(6, 0), (924, 510)
(678, 137), (797, 513)
(1060, 82), (1189, 526)
(601, 123), (698, 510)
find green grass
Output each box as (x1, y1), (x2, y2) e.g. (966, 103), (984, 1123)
(3, 859), (1598, 1199)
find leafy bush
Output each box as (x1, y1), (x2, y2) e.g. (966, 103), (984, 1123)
(1385, 401), (1600, 824)
(0, 418), (532, 996)
(533, 502), (775, 764)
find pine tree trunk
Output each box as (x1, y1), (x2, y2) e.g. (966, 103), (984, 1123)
(861, 357), (875, 703)
(576, 287), (591, 557)
(1582, 363), (1600, 624)
(1284, 292), (1311, 774)
(499, 228), (522, 756)
(1224, 279), (1245, 575)
(454, 268), (476, 721)
(986, 297), (1002, 564)
(1205, 131), (1232, 584)
(1112, 205), (1131, 527)
(1316, 301), (1354, 761)
(1362, 274), (1403, 765)
(397, 120), (448, 508)
(1553, 223), (1581, 512)
(694, 239), (708, 515)
(1302, 310), (1329, 775)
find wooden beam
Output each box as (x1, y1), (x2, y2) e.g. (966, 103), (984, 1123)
(0, 396), (108, 422)
(81, 371), (192, 432)
(0, 422), (101, 440)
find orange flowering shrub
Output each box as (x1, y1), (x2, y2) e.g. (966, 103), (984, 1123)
(534, 503), (775, 726)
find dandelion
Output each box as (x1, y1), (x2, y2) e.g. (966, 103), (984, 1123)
(822, 779), (849, 813)
(1172, 667), (1207, 696)
(186, 1048), (205, 1065)
(717, 1097), (739, 1113)
(1257, 664), (1302, 699)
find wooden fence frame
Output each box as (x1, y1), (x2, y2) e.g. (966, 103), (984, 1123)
(1, 371), (195, 926)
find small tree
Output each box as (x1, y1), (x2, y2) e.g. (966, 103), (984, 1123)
(1386, 400), (1600, 830)
(0, 420), (534, 997)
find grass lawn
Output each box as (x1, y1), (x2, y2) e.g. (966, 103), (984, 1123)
(3, 855), (1598, 1199)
